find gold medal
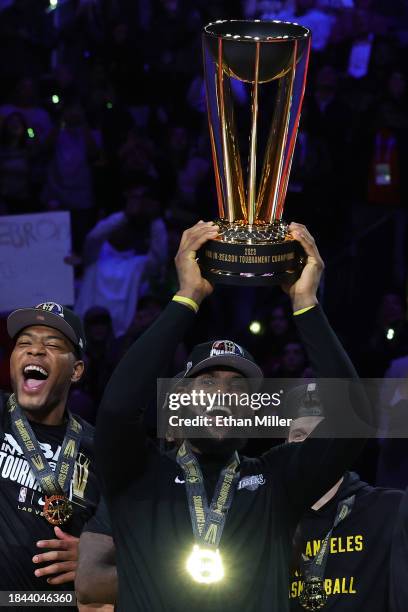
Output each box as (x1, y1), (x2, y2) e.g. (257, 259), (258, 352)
(186, 545), (224, 584)
(299, 577), (328, 611)
(43, 495), (73, 526)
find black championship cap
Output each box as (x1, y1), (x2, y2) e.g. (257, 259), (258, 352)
(284, 382), (324, 419)
(7, 302), (86, 354)
(178, 340), (263, 390)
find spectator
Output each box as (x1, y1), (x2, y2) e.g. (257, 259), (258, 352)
(308, 65), (352, 187)
(264, 340), (309, 378)
(81, 307), (116, 408)
(359, 292), (408, 376)
(109, 295), (164, 365)
(42, 102), (100, 251)
(117, 131), (159, 183)
(0, 77), (52, 142)
(0, 1), (54, 86)
(74, 175), (168, 337)
(168, 154), (211, 224)
(245, 302), (296, 368)
(0, 112), (34, 214)
(366, 69), (408, 207)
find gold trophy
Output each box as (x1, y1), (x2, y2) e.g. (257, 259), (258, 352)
(199, 20), (311, 285)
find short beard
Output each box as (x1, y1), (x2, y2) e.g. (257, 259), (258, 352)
(13, 386), (64, 421)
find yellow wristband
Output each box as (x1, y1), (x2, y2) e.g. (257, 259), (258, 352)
(172, 295), (199, 314)
(293, 305), (316, 316)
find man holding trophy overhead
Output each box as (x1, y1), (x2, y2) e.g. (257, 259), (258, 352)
(94, 20), (370, 612)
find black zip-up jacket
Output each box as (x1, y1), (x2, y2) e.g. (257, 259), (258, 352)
(95, 302), (370, 612)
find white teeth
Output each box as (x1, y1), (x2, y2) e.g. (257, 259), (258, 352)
(208, 406), (232, 416)
(24, 365), (48, 377)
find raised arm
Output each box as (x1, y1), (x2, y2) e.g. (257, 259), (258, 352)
(144, 217), (168, 279)
(263, 223), (371, 511)
(82, 213), (128, 265)
(95, 221), (217, 494)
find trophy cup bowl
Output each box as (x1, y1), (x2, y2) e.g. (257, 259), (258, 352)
(199, 20), (312, 286)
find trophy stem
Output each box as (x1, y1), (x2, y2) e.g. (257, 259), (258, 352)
(218, 38), (247, 223)
(248, 42), (260, 226)
(255, 38), (310, 222)
(275, 39), (311, 220)
(271, 65), (294, 222)
(217, 38), (233, 221)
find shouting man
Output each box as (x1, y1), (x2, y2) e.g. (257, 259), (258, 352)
(95, 221), (370, 612)
(1, 302), (99, 607)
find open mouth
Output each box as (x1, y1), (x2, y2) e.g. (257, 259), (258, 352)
(22, 364), (49, 392)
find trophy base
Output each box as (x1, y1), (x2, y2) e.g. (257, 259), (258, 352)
(198, 220), (305, 287)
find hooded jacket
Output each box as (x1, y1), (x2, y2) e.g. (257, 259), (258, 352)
(290, 472), (403, 611)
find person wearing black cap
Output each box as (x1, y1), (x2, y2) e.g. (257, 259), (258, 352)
(95, 220), (371, 612)
(286, 383), (403, 611)
(0, 302), (100, 605)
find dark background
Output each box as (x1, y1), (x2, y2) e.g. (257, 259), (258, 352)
(0, 0), (407, 488)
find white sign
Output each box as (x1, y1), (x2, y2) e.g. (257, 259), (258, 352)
(0, 211), (74, 312)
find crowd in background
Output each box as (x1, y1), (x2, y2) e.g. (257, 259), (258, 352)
(0, 0), (408, 479)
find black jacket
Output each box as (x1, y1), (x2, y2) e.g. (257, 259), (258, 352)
(290, 471), (403, 611)
(95, 302), (371, 612)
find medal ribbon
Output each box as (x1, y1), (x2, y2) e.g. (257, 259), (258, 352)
(7, 394), (82, 498)
(302, 494), (355, 582)
(176, 441), (240, 548)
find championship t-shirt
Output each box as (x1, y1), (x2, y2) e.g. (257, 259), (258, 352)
(0, 394), (99, 596)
